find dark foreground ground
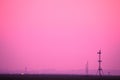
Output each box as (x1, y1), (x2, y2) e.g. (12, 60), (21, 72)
(0, 74), (120, 80)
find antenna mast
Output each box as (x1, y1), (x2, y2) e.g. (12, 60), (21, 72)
(97, 50), (104, 76)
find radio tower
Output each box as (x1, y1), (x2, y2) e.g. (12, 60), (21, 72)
(97, 50), (104, 76)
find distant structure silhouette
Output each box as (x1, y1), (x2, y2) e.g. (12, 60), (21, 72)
(97, 50), (104, 76)
(25, 67), (27, 74)
(86, 61), (89, 75)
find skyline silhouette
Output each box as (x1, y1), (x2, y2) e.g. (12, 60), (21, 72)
(0, 0), (120, 75)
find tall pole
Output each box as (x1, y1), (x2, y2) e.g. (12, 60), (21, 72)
(25, 67), (27, 74)
(86, 61), (88, 75)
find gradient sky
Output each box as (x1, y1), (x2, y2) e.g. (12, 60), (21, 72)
(0, 0), (120, 75)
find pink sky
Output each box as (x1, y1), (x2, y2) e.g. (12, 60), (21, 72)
(0, 0), (120, 75)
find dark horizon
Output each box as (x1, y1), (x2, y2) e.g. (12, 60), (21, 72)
(0, 69), (120, 76)
(0, 74), (120, 80)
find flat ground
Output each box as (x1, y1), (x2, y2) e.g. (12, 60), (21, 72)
(0, 74), (120, 80)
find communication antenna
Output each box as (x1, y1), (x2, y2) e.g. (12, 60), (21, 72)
(97, 50), (104, 76)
